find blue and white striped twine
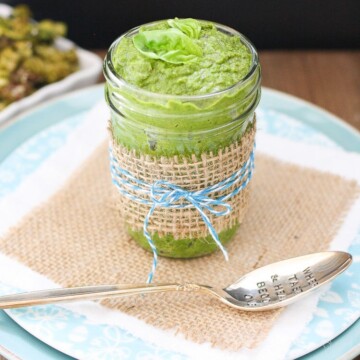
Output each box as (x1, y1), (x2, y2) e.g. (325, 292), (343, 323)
(109, 147), (255, 283)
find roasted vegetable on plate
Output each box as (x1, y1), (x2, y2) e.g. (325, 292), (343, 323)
(0, 5), (79, 110)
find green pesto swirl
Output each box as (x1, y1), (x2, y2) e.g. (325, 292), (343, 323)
(112, 19), (252, 95)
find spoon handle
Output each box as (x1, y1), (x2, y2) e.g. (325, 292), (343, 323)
(0, 283), (204, 309)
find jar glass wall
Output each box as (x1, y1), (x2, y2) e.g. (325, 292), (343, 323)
(104, 21), (261, 258)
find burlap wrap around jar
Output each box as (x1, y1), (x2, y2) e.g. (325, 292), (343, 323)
(103, 21), (261, 259)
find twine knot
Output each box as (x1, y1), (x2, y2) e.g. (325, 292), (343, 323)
(110, 147), (255, 283)
(149, 180), (232, 216)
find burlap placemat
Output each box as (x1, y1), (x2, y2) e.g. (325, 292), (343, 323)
(110, 124), (256, 239)
(0, 143), (358, 351)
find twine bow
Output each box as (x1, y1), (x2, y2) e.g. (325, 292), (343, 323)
(110, 148), (255, 283)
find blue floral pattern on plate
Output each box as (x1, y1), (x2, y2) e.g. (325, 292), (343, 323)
(0, 113), (83, 198)
(0, 285), (186, 360)
(0, 93), (359, 359)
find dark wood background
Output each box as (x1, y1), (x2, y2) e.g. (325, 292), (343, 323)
(3, 0), (360, 49)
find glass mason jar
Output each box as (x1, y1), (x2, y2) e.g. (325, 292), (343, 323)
(104, 21), (261, 258)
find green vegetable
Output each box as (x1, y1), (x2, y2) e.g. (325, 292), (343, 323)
(133, 28), (202, 64)
(0, 5), (78, 110)
(113, 20), (252, 95)
(167, 18), (201, 39)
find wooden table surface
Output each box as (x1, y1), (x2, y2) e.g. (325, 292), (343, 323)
(1, 50), (359, 360)
(259, 51), (360, 131)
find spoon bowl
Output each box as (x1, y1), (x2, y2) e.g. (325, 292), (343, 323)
(0, 251), (352, 311)
(208, 251), (352, 310)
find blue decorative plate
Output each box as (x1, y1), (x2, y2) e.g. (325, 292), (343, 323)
(0, 85), (359, 360)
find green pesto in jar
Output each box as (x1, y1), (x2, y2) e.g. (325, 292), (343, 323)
(107, 19), (258, 258)
(112, 20), (252, 95)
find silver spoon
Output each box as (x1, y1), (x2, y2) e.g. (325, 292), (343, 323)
(0, 251), (352, 311)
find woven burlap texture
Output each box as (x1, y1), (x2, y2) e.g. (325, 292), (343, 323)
(0, 143), (358, 351)
(110, 124), (256, 238)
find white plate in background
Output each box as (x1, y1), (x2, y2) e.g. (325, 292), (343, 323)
(0, 3), (103, 125)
